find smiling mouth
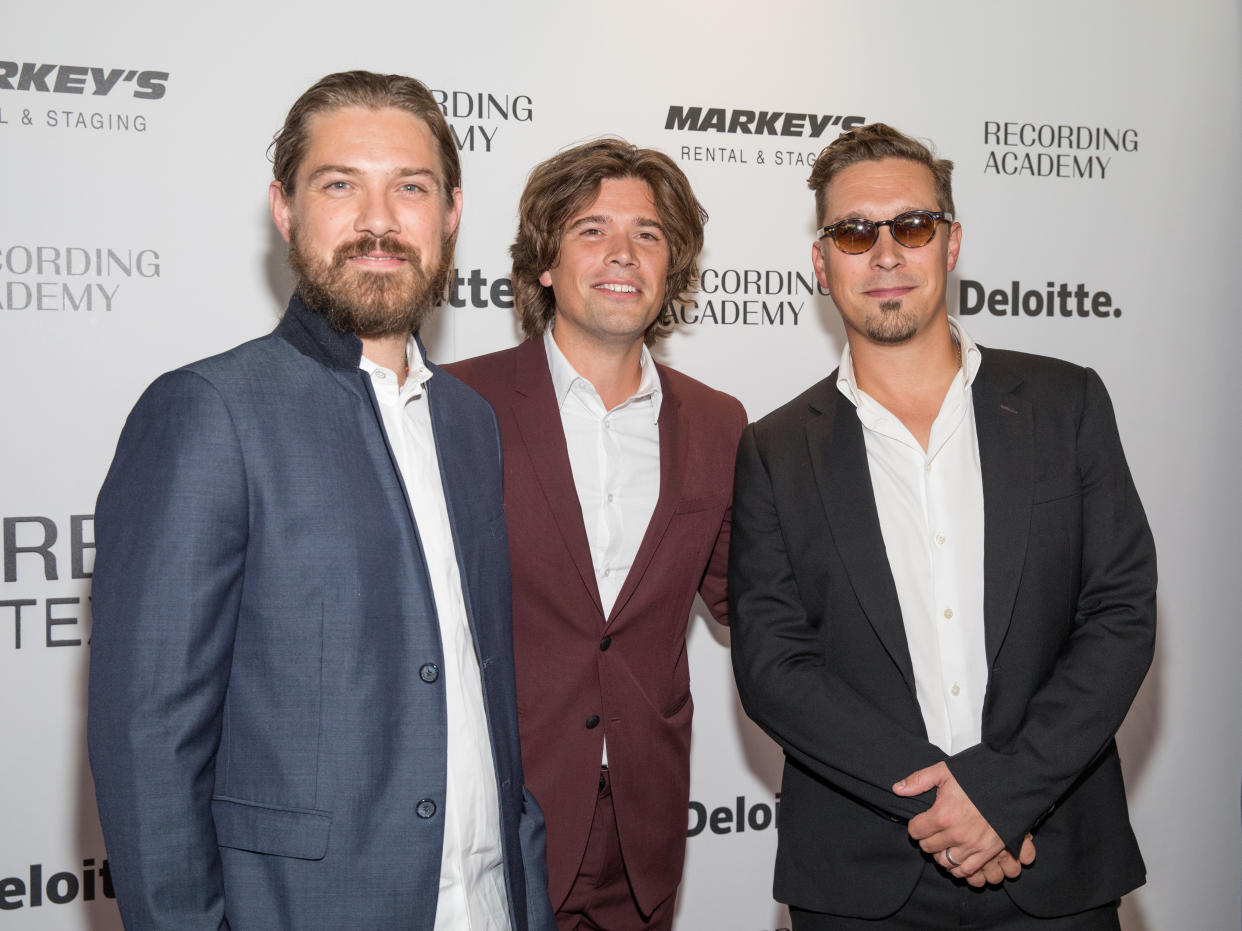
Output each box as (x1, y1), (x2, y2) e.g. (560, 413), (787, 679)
(864, 286), (914, 299)
(594, 283), (638, 293)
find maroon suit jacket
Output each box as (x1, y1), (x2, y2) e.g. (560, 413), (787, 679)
(447, 337), (746, 913)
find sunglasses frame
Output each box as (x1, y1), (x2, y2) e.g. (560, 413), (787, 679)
(817, 210), (955, 255)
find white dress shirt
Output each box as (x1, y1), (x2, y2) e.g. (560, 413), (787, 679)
(361, 339), (510, 931)
(836, 319), (988, 755)
(544, 328), (662, 619)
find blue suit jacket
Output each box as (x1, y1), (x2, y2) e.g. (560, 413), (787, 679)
(88, 295), (554, 931)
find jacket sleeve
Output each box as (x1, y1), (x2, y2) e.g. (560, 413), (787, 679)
(729, 424), (945, 821)
(948, 367), (1157, 853)
(697, 396), (749, 626)
(88, 370), (246, 930)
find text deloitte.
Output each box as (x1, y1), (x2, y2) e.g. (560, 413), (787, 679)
(958, 279), (1121, 319)
(0, 860), (114, 910)
(688, 794), (779, 837)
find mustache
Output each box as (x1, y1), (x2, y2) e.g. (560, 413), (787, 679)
(332, 235), (421, 265)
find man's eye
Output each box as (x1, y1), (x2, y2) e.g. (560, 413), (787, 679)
(401, 183), (426, 193)
(325, 180), (350, 191)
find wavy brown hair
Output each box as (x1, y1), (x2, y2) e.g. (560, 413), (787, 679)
(511, 138), (706, 344)
(807, 123), (954, 225)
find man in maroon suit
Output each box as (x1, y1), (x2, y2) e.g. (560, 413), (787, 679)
(449, 139), (745, 931)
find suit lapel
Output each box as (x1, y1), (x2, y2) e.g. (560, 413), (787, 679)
(973, 355), (1033, 666)
(607, 365), (685, 624)
(510, 339), (605, 617)
(807, 381), (918, 690)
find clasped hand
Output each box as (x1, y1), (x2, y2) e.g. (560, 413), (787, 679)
(893, 762), (1035, 888)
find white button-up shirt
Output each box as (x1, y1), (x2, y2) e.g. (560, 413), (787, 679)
(361, 339), (509, 931)
(836, 319), (988, 755)
(544, 328), (662, 620)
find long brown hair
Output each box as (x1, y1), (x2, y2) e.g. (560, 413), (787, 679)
(511, 138), (706, 344)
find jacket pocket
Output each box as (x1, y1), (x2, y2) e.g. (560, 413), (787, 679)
(212, 796), (332, 860)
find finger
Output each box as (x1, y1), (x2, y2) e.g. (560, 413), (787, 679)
(965, 870), (987, 888)
(915, 828), (956, 852)
(939, 851), (965, 878)
(893, 762), (946, 796)
(997, 852), (1022, 880)
(980, 859), (1005, 885)
(1019, 835), (1036, 865)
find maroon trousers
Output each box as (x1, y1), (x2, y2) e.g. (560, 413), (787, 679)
(556, 769), (677, 931)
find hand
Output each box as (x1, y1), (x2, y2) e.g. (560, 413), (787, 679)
(893, 761), (1006, 880)
(963, 834), (1036, 888)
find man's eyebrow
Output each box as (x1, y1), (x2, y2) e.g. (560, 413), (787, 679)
(828, 204), (926, 224)
(305, 164), (360, 184)
(394, 167), (440, 182)
(568, 214), (665, 231)
(304, 165), (440, 185)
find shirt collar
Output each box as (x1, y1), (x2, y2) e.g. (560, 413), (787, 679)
(359, 335), (433, 398)
(542, 328), (663, 422)
(837, 316), (982, 408)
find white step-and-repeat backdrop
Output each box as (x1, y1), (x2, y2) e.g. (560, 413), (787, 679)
(3, 2), (1239, 928)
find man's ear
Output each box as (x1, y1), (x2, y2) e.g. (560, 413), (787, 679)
(945, 220), (962, 272)
(444, 186), (464, 240)
(270, 181), (293, 244)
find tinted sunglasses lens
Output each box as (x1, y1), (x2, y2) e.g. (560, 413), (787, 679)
(833, 219), (877, 254)
(893, 213), (938, 247)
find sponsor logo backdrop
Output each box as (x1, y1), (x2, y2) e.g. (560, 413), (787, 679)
(3, 2), (1239, 928)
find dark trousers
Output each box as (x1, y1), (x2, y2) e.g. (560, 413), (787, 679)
(790, 863), (1121, 931)
(556, 767), (676, 931)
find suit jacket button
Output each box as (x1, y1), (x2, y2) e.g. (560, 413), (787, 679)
(416, 799), (437, 819)
(585, 715), (601, 729)
(419, 663), (439, 683)
(599, 636), (612, 652)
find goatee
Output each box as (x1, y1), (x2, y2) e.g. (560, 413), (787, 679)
(865, 298), (919, 344)
(288, 229), (447, 338)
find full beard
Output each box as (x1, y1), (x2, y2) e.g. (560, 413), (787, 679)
(864, 298), (919, 344)
(288, 229), (448, 339)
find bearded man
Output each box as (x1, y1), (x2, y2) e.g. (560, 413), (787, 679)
(88, 70), (554, 931)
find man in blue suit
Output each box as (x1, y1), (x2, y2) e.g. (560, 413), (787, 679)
(88, 70), (554, 931)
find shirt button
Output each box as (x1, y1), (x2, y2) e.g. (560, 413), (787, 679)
(416, 799), (437, 819)
(607, 493), (615, 503)
(602, 568), (612, 577)
(925, 462), (933, 473)
(600, 635), (612, 652)
(943, 608), (954, 620)
(951, 684), (961, 697)
(373, 370), (386, 380)
(935, 533), (946, 545)
(585, 715), (601, 729)
(419, 663), (439, 683)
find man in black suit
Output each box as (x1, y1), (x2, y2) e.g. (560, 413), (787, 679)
(728, 123), (1155, 929)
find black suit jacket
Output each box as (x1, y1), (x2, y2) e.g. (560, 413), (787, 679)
(729, 347), (1155, 919)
